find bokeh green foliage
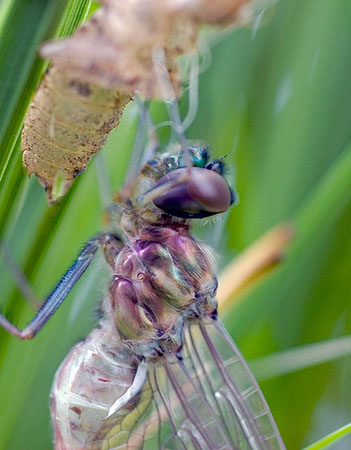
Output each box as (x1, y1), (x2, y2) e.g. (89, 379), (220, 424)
(0, 0), (350, 449)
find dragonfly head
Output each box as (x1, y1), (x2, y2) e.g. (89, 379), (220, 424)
(152, 146), (235, 219)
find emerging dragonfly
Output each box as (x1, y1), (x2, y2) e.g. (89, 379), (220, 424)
(0, 142), (286, 449)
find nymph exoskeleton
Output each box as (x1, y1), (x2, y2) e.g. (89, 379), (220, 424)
(21, 0), (252, 203)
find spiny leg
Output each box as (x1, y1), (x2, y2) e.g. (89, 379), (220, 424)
(118, 54), (203, 211)
(113, 96), (160, 212)
(152, 50), (201, 170)
(152, 47), (188, 148)
(0, 233), (123, 340)
(118, 100), (191, 209)
(179, 54), (200, 133)
(125, 96), (155, 185)
(94, 97), (154, 215)
(121, 52), (202, 209)
(135, 97), (160, 170)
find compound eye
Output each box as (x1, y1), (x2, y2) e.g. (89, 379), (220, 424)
(152, 167), (234, 219)
(187, 145), (210, 167)
(205, 159), (225, 175)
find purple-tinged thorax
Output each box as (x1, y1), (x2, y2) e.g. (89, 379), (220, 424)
(108, 174), (218, 358)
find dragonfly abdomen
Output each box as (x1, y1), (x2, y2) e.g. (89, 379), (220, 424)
(51, 320), (149, 450)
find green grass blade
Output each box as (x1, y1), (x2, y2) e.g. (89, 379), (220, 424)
(225, 141), (351, 334)
(302, 423), (351, 450)
(251, 336), (351, 380)
(0, 0), (91, 184)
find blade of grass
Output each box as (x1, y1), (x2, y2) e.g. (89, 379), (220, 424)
(251, 336), (351, 380)
(0, 0), (94, 302)
(302, 423), (351, 450)
(0, 0), (92, 185)
(225, 141), (351, 331)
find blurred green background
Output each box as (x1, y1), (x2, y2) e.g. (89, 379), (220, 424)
(0, 0), (350, 449)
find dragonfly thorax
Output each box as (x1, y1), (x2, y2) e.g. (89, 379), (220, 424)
(109, 224), (218, 358)
(108, 147), (231, 358)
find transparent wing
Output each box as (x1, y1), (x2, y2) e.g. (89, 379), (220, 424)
(94, 357), (232, 449)
(91, 318), (285, 450)
(182, 319), (286, 450)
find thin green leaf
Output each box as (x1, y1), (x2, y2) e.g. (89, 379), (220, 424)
(225, 141), (351, 334)
(303, 423), (351, 450)
(0, 0), (91, 184)
(251, 335), (351, 380)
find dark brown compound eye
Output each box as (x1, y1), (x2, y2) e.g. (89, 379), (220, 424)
(152, 167), (235, 219)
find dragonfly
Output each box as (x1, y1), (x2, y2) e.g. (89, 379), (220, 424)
(0, 141), (286, 449)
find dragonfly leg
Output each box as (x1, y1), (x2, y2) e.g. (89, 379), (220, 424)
(124, 96), (155, 184)
(0, 233), (124, 340)
(152, 48), (187, 148)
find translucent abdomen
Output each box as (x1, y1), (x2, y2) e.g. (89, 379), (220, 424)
(51, 323), (150, 450)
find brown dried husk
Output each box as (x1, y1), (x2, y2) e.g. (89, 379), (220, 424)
(22, 0), (250, 203)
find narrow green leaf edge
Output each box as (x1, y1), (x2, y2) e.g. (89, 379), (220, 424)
(251, 335), (351, 380)
(302, 423), (351, 450)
